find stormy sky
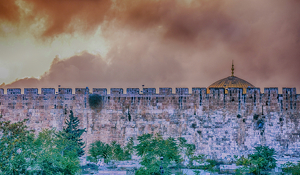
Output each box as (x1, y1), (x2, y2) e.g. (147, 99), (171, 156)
(0, 0), (299, 93)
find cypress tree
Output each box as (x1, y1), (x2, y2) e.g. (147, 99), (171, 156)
(63, 110), (86, 157)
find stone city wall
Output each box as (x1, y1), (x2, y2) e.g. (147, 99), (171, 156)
(0, 87), (299, 160)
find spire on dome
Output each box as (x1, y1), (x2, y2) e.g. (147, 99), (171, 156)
(231, 60), (234, 77)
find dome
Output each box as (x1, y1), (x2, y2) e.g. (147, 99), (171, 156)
(208, 62), (255, 94)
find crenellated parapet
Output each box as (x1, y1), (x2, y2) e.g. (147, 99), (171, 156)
(75, 88), (89, 94)
(142, 88), (156, 95)
(159, 88), (172, 95)
(110, 88), (123, 95)
(126, 88), (140, 95)
(0, 87), (299, 118)
(93, 88), (107, 95)
(41, 88), (55, 95)
(24, 88), (38, 95)
(7, 88), (21, 95)
(262, 88), (280, 112)
(58, 88), (72, 94)
(0, 87), (298, 110)
(282, 88), (297, 111)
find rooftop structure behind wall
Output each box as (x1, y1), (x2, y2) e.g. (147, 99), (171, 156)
(208, 62), (255, 94)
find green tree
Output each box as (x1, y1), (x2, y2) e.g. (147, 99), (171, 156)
(124, 137), (134, 156)
(0, 118), (35, 174)
(178, 137), (196, 166)
(88, 141), (112, 163)
(248, 146), (276, 174)
(33, 129), (80, 175)
(135, 134), (181, 175)
(111, 141), (131, 161)
(236, 146), (276, 174)
(88, 139), (133, 163)
(282, 161), (300, 175)
(0, 117), (81, 175)
(236, 155), (251, 166)
(63, 110), (86, 157)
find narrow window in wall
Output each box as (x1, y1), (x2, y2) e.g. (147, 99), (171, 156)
(200, 92), (202, 106)
(254, 93), (256, 106)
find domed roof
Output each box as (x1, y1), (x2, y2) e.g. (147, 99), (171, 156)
(208, 62), (255, 94)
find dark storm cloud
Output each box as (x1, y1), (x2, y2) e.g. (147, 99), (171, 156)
(1, 0), (300, 92)
(3, 50), (184, 90)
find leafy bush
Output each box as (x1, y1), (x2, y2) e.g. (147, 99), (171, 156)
(135, 134), (181, 175)
(62, 110), (86, 157)
(235, 166), (251, 175)
(281, 161), (300, 175)
(88, 138), (133, 163)
(88, 141), (112, 163)
(257, 119), (264, 129)
(191, 123), (197, 128)
(236, 156), (251, 166)
(0, 119), (35, 174)
(178, 137), (196, 166)
(237, 146), (276, 175)
(0, 118), (81, 175)
(88, 94), (103, 110)
(191, 154), (207, 164)
(33, 129), (81, 174)
(253, 114), (259, 120)
(111, 141), (131, 161)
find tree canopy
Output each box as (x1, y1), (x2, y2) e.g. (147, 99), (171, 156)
(63, 110), (86, 157)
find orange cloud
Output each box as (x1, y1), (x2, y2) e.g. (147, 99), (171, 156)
(1, 0), (300, 91)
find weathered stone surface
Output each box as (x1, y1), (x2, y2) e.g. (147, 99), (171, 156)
(0, 87), (299, 159)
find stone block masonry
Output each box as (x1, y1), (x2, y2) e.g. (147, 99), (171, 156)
(0, 87), (299, 160)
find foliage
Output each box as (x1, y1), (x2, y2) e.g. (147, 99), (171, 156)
(281, 161), (300, 175)
(235, 166), (250, 175)
(125, 137), (134, 154)
(194, 159), (219, 172)
(177, 137), (219, 172)
(33, 129), (80, 175)
(0, 118), (81, 175)
(110, 141), (131, 161)
(191, 154), (207, 164)
(88, 138), (133, 163)
(236, 146), (276, 174)
(191, 123), (197, 129)
(88, 141), (112, 163)
(128, 112), (131, 121)
(135, 134), (181, 175)
(257, 119), (264, 129)
(248, 146), (276, 174)
(0, 118), (35, 174)
(193, 170), (201, 175)
(178, 137), (196, 166)
(236, 156), (251, 166)
(88, 94), (103, 109)
(63, 110), (86, 157)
